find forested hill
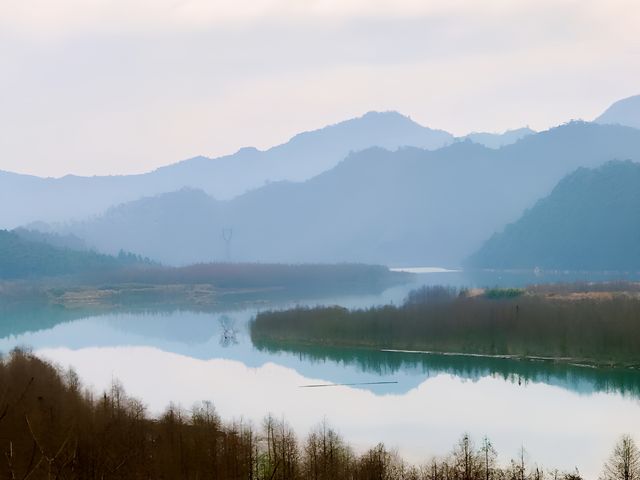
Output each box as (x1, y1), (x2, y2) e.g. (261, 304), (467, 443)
(467, 160), (640, 270)
(0, 229), (148, 279)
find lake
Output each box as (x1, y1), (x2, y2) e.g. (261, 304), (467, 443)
(2, 270), (640, 477)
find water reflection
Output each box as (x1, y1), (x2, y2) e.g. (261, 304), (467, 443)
(3, 272), (640, 478)
(5, 305), (640, 399)
(218, 315), (239, 347)
(4, 269), (640, 339)
(35, 345), (640, 479)
(252, 341), (640, 398)
(0, 280), (418, 339)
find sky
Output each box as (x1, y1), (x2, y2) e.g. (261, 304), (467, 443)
(1, 0), (639, 177)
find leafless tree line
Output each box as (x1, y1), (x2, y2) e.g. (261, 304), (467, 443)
(0, 349), (638, 479)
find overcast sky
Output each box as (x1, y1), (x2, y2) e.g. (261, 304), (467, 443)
(1, 0), (639, 177)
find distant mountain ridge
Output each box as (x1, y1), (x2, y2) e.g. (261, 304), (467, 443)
(9, 94), (640, 267)
(595, 94), (640, 129)
(462, 127), (535, 149)
(44, 121), (640, 267)
(0, 111), (545, 230)
(0, 111), (453, 229)
(467, 160), (640, 270)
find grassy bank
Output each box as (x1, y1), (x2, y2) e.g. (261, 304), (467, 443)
(251, 284), (640, 368)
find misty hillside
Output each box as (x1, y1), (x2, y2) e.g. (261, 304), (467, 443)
(595, 94), (640, 129)
(467, 161), (640, 270)
(0, 112), (452, 229)
(0, 230), (148, 279)
(0, 112), (553, 231)
(12, 227), (89, 251)
(44, 122), (640, 267)
(463, 127), (535, 149)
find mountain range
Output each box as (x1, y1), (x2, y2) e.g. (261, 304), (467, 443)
(0, 112), (542, 230)
(6, 94), (640, 268)
(40, 121), (640, 266)
(0, 112), (447, 229)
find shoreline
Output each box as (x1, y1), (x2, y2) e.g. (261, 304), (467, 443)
(379, 348), (633, 370)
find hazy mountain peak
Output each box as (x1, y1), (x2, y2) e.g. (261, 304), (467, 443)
(286, 110), (451, 147)
(462, 127), (536, 149)
(359, 110), (417, 123)
(595, 94), (640, 129)
(236, 146), (261, 155)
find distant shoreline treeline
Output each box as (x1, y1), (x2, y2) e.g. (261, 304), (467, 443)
(0, 259), (410, 313)
(0, 229), (409, 292)
(0, 229), (151, 280)
(72, 262), (409, 289)
(251, 285), (640, 368)
(0, 349), (634, 480)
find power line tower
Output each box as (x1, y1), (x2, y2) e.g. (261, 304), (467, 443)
(222, 228), (233, 261)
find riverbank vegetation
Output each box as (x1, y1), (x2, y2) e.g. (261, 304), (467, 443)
(0, 349), (636, 480)
(251, 284), (640, 367)
(0, 227), (411, 311)
(0, 262), (409, 311)
(1, 227), (408, 286)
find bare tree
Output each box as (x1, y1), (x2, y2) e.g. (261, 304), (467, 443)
(510, 445), (528, 480)
(601, 435), (640, 480)
(479, 436), (498, 480)
(453, 434), (480, 480)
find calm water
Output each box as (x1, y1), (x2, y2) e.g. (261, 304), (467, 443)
(2, 271), (640, 477)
